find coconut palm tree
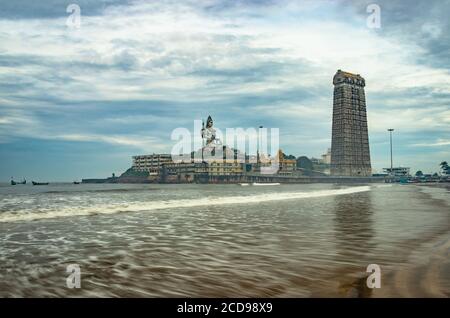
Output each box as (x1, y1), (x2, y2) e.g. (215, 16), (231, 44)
(440, 161), (449, 175)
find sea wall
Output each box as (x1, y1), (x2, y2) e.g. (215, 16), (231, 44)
(83, 173), (386, 184)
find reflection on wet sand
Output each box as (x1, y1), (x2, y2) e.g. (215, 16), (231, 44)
(332, 190), (376, 297)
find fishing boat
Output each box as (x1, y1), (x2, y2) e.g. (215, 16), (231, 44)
(11, 178), (26, 185)
(73, 181), (80, 184)
(252, 182), (280, 186)
(32, 181), (49, 186)
(238, 183), (250, 186)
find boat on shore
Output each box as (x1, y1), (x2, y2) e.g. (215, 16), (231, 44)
(11, 178), (26, 185)
(32, 181), (49, 186)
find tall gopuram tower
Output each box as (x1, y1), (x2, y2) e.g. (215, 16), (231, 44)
(331, 70), (372, 176)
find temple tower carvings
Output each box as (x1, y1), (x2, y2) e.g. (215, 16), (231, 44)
(331, 70), (372, 176)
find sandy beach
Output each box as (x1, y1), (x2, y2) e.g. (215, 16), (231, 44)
(0, 183), (448, 297)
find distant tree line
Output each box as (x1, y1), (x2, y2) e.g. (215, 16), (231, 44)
(415, 161), (449, 177)
(440, 161), (449, 175)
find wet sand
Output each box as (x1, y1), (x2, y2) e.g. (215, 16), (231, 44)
(340, 184), (450, 298)
(370, 233), (450, 298)
(333, 232), (450, 298)
(416, 183), (450, 190)
(0, 183), (448, 297)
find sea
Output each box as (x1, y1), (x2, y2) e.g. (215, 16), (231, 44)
(0, 182), (448, 297)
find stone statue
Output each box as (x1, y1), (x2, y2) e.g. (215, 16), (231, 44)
(200, 115), (222, 161)
(201, 116), (219, 146)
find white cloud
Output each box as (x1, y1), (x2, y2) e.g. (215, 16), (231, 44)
(0, 0), (449, 173)
(0, 0), (446, 103)
(368, 106), (450, 133)
(57, 133), (167, 151)
(411, 139), (450, 147)
(421, 23), (442, 39)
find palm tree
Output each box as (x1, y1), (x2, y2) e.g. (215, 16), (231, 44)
(440, 161), (449, 175)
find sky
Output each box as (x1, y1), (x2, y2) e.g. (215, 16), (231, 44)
(0, 0), (449, 181)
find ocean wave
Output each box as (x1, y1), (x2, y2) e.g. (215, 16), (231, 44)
(42, 188), (159, 194)
(0, 186), (371, 223)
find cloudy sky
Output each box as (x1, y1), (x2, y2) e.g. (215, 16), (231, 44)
(0, 0), (449, 180)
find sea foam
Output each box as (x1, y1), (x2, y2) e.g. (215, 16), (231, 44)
(0, 186), (371, 223)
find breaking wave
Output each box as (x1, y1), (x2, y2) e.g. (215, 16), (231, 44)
(0, 186), (370, 223)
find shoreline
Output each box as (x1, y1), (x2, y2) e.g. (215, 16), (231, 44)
(416, 183), (450, 190)
(1, 179), (448, 297)
(339, 184), (450, 298)
(371, 231), (450, 298)
(330, 228), (450, 298)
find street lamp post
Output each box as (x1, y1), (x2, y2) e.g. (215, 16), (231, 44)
(257, 126), (263, 164)
(388, 129), (394, 176)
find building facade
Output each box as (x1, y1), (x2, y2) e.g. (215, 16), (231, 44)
(132, 154), (173, 174)
(276, 150), (297, 174)
(207, 160), (244, 176)
(162, 162), (208, 183)
(161, 160), (244, 183)
(383, 167), (411, 177)
(331, 70), (372, 176)
(321, 148), (331, 165)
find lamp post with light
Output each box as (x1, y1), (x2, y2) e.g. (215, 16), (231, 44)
(388, 129), (394, 176)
